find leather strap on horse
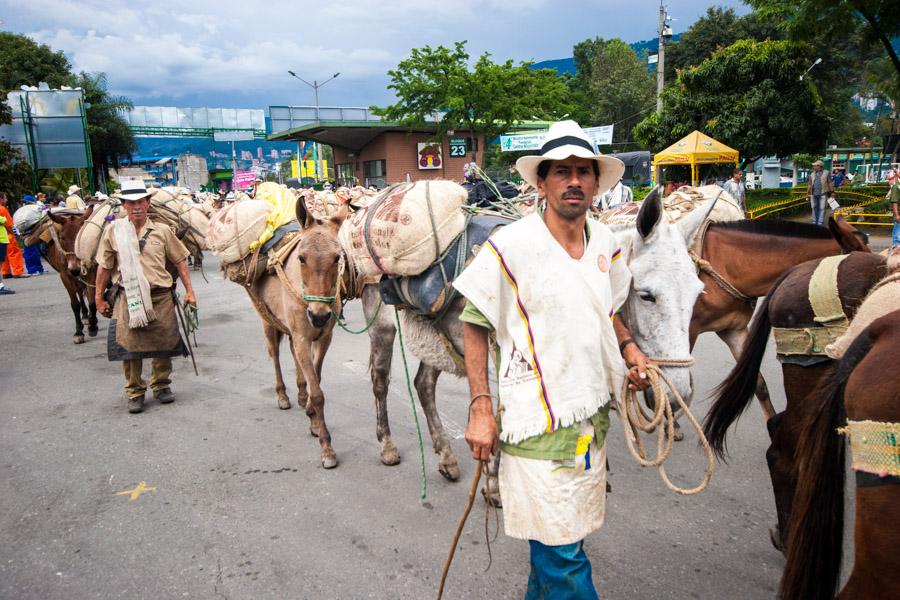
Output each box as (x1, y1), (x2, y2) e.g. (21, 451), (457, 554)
(773, 255), (849, 356)
(688, 219), (754, 304)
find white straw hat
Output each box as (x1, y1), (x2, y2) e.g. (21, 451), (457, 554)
(515, 120), (624, 194)
(118, 180), (151, 202)
(67, 185), (81, 195)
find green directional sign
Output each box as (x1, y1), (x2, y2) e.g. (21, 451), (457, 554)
(448, 137), (468, 157)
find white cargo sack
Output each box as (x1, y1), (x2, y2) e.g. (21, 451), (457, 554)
(207, 200), (273, 265)
(75, 200), (121, 267)
(339, 180), (468, 277)
(13, 204), (45, 234)
(147, 188), (211, 252)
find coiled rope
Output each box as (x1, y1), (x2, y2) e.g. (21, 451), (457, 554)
(617, 357), (714, 495)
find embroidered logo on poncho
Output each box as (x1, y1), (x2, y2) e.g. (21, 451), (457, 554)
(502, 342), (537, 385)
(597, 254), (610, 272)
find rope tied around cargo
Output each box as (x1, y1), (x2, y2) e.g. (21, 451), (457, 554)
(616, 358), (714, 495)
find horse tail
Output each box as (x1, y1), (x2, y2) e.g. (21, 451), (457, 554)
(779, 330), (875, 599)
(703, 293), (774, 460)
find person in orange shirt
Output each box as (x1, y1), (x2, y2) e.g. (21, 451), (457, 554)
(0, 192), (27, 278)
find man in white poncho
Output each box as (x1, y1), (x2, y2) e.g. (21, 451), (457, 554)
(95, 180), (197, 414)
(453, 120), (651, 599)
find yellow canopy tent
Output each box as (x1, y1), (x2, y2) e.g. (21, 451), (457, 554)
(653, 131), (739, 186)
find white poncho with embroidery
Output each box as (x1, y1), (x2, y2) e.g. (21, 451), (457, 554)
(453, 212), (631, 444)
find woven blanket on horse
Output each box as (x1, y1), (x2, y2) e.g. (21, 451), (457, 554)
(339, 180), (469, 278)
(380, 214), (513, 316)
(594, 185), (743, 253)
(221, 222), (301, 286)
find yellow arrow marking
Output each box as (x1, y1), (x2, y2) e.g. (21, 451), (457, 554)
(114, 481), (157, 501)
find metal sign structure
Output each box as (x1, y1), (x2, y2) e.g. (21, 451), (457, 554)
(500, 124), (614, 152)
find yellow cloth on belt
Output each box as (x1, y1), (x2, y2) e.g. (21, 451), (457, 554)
(249, 182), (298, 252)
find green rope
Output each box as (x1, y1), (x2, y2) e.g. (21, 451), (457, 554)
(394, 306), (428, 500)
(303, 294), (336, 303)
(333, 298), (383, 335)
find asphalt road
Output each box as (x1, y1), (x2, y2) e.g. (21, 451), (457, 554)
(0, 255), (819, 599)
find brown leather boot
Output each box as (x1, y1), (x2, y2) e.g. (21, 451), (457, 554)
(128, 394), (145, 414)
(154, 388), (175, 404)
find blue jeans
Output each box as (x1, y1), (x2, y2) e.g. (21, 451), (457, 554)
(23, 243), (43, 274)
(810, 194), (826, 226)
(892, 219), (900, 248)
(524, 540), (598, 600)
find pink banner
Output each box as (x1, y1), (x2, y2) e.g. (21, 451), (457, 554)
(232, 170), (256, 190)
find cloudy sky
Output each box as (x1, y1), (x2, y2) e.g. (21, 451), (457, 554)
(3, 0), (747, 111)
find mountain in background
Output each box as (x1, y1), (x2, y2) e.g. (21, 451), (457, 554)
(531, 34), (682, 75)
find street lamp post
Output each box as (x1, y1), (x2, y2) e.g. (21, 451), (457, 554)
(288, 71), (340, 181)
(799, 57), (823, 81)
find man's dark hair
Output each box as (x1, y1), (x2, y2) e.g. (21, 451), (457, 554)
(537, 159), (600, 181)
(732, 168), (742, 176)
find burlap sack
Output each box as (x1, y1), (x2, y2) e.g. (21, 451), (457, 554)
(207, 200), (273, 265)
(75, 200), (121, 267)
(12, 204), (44, 234)
(339, 180), (468, 277)
(147, 188), (210, 252)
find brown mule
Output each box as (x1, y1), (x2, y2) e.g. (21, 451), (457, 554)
(690, 216), (868, 421)
(704, 251), (887, 551)
(37, 208), (99, 344)
(246, 198), (348, 469)
(780, 309), (900, 599)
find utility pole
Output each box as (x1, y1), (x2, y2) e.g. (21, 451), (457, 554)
(288, 70), (340, 181)
(656, 1), (667, 113)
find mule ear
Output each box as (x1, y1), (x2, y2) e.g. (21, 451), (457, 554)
(828, 215), (869, 254)
(329, 202), (349, 231)
(636, 186), (663, 240)
(296, 196), (315, 229)
(83, 204), (95, 221)
(676, 190), (718, 245)
(47, 210), (67, 225)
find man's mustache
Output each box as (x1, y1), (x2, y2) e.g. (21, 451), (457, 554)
(562, 189), (584, 200)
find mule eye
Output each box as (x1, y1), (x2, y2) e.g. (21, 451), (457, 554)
(298, 256), (306, 264)
(333, 256), (340, 265)
(638, 291), (656, 303)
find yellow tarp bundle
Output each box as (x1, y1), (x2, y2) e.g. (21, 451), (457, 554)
(653, 131), (739, 185)
(249, 182), (298, 251)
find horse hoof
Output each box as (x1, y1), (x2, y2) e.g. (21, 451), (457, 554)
(321, 452), (338, 469)
(277, 398), (291, 410)
(88, 327), (98, 337)
(73, 335), (85, 345)
(769, 526), (786, 554)
(380, 444), (401, 466)
(438, 459), (461, 482)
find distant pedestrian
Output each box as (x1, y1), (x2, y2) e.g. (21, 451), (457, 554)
(65, 185), (85, 209)
(0, 193), (27, 278)
(807, 160), (833, 226)
(20, 195), (45, 275)
(721, 168), (746, 212)
(0, 203), (13, 295)
(597, 177), (633, 210)
(891, 176), (900, 249)
(831, 168), (846, 188)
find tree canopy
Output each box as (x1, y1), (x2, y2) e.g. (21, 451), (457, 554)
(633, 39), (830, 161)
(373, 41), (570, 161)
(74, 72), (137, 185)
(569, 37), (655, 150)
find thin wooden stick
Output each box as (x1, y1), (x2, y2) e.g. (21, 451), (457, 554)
(436, 460), (483, 600)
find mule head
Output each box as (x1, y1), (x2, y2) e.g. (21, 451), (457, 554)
(294, 196), (349, 329)
(827, 215), (870, 253)
(623, 187), (715, 404)
(48, 211), (89, 275)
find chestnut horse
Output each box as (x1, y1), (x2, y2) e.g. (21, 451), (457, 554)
(780, 309), (900, 600)
(704, 251), (887, 550)
(27, 209), (100, 344)
(246, 199), (348, 469)
(691, 216), (868, 421)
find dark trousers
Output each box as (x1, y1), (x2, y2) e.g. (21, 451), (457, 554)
(525, 539), (598, 600)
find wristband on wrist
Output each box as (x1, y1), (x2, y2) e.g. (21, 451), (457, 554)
(618, 337), (635, 356)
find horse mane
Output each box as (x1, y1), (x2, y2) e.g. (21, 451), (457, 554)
(710, 219), (834, 240)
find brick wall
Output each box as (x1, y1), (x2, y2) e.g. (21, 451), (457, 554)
(332, 130), (484, 187)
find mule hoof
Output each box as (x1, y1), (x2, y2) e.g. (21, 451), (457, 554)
(88, 327), (98, 338)
(438, 459), (460, 482)
(673, 421), (684, 442)
(481, 487), (503, 508)
(277, 398), (291, 410)
(321, 453), (338, 469)
(380, 444), (401, 466)
(73, 335), (85, 345)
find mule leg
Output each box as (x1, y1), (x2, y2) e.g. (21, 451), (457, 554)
(61, 274), (85, 344)
(717, 327), (776, 421)
(262, 323), (291, 409)
(288, 337), (313, 433)
(289, 336), (337, 469)
(413, 363), (460, 481)
(86, 284), (99, 337)
(482, 451), (502, 508)
(367, 300), (400, 466)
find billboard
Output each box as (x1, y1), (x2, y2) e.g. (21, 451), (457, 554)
(0, 88), (90, 169)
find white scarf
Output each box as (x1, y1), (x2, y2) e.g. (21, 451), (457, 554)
(113, 219), (156, 328)
(453, 213), (630, 443)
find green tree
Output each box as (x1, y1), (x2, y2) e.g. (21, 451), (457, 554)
(373, 41), (571, 162)
(569, 38), (655, 150)
(746, 0), (900, 77)
(72, 72), (137, 188)
(633, 39), (830, 161)
(0, 32), (72, 92)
